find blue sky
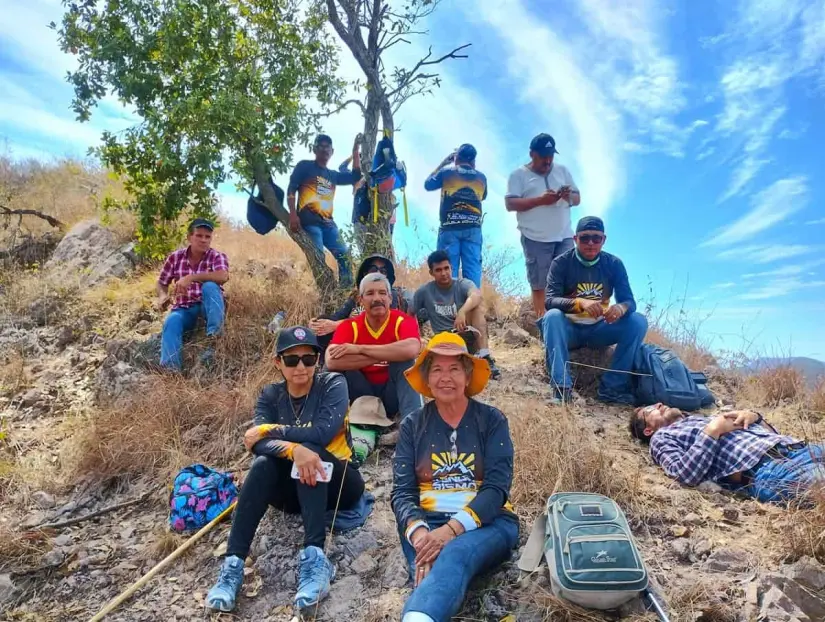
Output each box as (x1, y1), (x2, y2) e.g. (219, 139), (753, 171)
(2, 0), (825, 360)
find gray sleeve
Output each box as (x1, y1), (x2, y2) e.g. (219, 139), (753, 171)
(505, 169), (523, 198)
(458, 278), (475, 302)
(564, 166), (579, 192)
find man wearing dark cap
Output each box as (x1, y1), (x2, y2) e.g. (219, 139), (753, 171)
(541, 216), (647, 404)
(156, 218), (230, 370)
(506, 134), (581, 318)
(425, 143), (487, 288)
(287, 133), (361, 287)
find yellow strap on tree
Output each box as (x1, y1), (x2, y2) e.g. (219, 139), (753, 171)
(402, 187), (409, 226)
(372, 187), (379, 223)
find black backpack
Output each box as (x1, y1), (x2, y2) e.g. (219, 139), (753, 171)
(632, 344), (715, 411)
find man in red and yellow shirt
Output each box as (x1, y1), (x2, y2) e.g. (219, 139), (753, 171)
(327, 273), (423, 420)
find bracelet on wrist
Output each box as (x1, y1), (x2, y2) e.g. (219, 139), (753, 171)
(446, 521), (459, 537)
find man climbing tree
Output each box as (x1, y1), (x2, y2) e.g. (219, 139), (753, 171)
(325, 0), (471, 258)
(56, 0), (346, 296)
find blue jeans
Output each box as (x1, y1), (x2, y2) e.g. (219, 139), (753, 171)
(160, 282), (225, 370)
(304, 220), (352, 287)
(542, 308), (648, 398)
(400, 515), (518, 622)
(746, 445), (824, 504)
(436, 227), (482, 288)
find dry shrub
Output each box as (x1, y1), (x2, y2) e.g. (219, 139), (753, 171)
(743, 365), (805, 406)
(510, 586), (611, 622)
(665, 581), (737, 622)
(0, 351), (29, 396)
(506, 399), (642, 516)
(767, 487), (825, 564)
(72, 372), (263, 480)
(0, 526), (51, 572)
(807, 378), (825, 415)
(644, 326), (715, 372)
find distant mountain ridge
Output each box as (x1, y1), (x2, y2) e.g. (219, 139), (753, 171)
(746, 357), (825, 386)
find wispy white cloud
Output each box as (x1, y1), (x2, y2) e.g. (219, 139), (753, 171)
(739, 277), (825, 301)
(743, 259), (825, 279)
(710, 282), (737, 289)
(715, 244), (813, 264)
(806, 217), (825, 225)
(703, 176), (808, 246)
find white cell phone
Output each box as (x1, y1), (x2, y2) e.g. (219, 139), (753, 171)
(291, 461), (333, 482)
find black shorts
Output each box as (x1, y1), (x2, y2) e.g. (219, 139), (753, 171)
(520, 235), (574, 290)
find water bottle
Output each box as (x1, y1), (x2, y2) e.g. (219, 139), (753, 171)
(266, 311), (286, 334)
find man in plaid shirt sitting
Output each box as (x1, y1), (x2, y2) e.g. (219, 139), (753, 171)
(630, 404), (824, 504)
(156, 218), (230, 370)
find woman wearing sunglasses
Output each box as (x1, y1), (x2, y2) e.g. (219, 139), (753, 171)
(207, 326), (364, 614)
(391, 332), (519, 622)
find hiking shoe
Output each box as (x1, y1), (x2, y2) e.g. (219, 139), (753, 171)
(206, 555), (245, 612)
(483, 355), (502, 380)
(597, 390), (636, 406)
(295, 546), (335, 610)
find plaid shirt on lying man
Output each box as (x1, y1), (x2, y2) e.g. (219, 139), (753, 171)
(158, 247), (229, 310)
(649, 415), (799, 486)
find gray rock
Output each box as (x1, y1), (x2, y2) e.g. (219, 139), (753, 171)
(705, 547), (751, 573)
(683, 512), (702, 525)
(28, 298), (62, 327)
(351, 553), (378, 575)
(670, 539), (691, 562)
(0, 573), (19, 604)
(55, 325), (75, 349)
(759, 586), (811, 622)
(381, 548), (411, 589)
(338, 530), (379, 559)
(20, 388), (43, 408)
(31, 490), (56, 509)
(54, 533), (72, 547)
(42, 549), (65, 567)
(46, 221), (137, 286)
(692, 539), (712, 558)
(501, 323), (531, 347)
(323, 575), (363, 621)
(784, 556), (825, 590)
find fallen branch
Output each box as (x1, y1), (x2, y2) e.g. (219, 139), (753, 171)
(0, 205), (64, 228)
(34, 488), (156, 530)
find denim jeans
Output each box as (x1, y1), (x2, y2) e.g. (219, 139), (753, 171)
(541, 308), (647, 398)
(343, 360), (424, 420)
(746, 444), (824, 504)
(160, 282), (225, 370)
(436, 227), (483, 288)
(304, 220), (352, 287)
(399, 515), (519, 622)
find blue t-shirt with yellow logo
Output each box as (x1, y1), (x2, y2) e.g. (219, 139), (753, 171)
(288, 160), (360, 227)
(425, 164), (487, 229)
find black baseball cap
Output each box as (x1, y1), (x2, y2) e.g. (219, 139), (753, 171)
(314, 134), (333, 147)
(275, 325), (321, 355)
(456, 143), (477, 161)
(188, 217), (215, 232)
(576, 216), (605, 233)
(529, 133), (559, 156)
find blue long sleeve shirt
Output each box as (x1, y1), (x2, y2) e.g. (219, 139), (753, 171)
(545, 248), (637, 324)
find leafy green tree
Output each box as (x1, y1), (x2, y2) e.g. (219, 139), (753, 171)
(56, 0), (345, 294)
(326, 0), (469, 257)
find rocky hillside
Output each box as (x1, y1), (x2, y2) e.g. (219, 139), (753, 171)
(1, 165), (824, 622)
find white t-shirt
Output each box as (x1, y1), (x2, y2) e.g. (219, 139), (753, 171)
(505, 164), (578, 243)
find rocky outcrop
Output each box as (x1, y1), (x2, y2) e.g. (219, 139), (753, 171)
(46, 221), (138, 286)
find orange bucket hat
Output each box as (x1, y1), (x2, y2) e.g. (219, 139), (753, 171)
(404, 332), (491, 399)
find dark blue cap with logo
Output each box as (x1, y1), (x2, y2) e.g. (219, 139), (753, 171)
(314, 134), (333, 147)
(576, 216), (605, 233)
(456, 143), (477, 162)
(276, 325), (321, 354)
(529, 133), (559, 156)
(188, 217), (215, 232)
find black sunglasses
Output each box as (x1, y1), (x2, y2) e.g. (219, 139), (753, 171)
(578, 234), (605, 245)
(279, 353), (319, 368)
(366, 264), (388, 275)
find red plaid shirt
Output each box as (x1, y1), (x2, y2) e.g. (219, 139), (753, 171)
(158, 247), (229, 309)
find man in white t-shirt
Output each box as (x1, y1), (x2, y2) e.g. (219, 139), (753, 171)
(505, 134), (581, 320)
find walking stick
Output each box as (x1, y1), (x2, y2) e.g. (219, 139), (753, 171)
(88, 502), (236, 622)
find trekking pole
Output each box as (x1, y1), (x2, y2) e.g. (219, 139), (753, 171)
(643, 587), (671, 622)
(87, 502), (236, 621)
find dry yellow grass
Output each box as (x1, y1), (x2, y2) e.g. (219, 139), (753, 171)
(740, 365), (806, 407)
(806, 378), (825, 415)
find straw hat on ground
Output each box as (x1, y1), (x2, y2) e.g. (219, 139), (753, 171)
(404, 332), (491, 399)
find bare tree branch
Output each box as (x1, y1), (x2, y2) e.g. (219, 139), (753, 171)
(322, 98), (366, 117)
(387, 43), (471, 98)
(0, 205), (64, 228)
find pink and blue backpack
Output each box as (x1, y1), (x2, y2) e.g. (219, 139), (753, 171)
(169, 464), (238, 533)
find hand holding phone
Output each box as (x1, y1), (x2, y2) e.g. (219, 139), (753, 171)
(291, 460), (333, 483)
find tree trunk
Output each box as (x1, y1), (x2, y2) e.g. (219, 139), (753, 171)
(249, 158), (338, 304)
(359, 92), (396, 258)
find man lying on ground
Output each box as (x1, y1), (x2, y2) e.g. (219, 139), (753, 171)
(630, 403), (824, 504)
(412, 250), (501, 380)
(309, 253), (410, 359)
(326, 272), (423, 421)
(541, 215), (647, 405)
(207, 326), (364, 613)
(156, 218), (229, 370)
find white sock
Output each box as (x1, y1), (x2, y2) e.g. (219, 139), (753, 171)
(477, 348), (490, 358)
(403, 613), (435, 622)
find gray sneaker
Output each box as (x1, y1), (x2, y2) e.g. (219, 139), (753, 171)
(206, 555), (244, 612)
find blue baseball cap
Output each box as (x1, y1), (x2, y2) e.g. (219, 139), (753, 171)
(456, 143), (477, 162)
(314, 134), (333, 147)
(188, 217), (215, 233)
(276, 325), (321, 355)
(529, 133), (559, 156)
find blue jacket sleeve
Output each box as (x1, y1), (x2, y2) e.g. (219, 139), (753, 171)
(611, 257), (637, 314)
(465, 406), (514, 526)
(330, 297), (356, 321)
(391, 412), (427, 529)
(265, 375), (349, 447)
(287, 161), (308, 196)
(545, 255), (577, 312)
(424, 169), (444, 191)
(332, 167), (361, 186)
